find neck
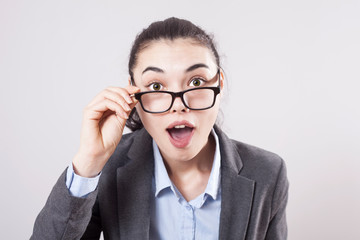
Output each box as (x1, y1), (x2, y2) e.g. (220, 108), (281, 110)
(162, 133), (216, 180)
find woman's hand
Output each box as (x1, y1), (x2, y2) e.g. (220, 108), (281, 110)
(72, 85), (140, 177)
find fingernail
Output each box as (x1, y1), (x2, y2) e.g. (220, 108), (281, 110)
(125, 96), (132, 104)
(125, 105), (131, 111)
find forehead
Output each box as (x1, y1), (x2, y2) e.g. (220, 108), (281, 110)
(134, 38), (217, 73)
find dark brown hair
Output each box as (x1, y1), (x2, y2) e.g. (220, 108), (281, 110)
(126, 17), (221, 131)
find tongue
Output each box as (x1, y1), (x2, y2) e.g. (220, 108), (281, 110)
(168, 127), (193, 140)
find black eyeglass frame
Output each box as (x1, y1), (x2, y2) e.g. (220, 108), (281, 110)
(133, 69), (221, 114)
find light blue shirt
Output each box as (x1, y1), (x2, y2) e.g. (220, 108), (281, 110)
(66, 129), (221, 239)
(150, 129), (221, 240)
(66, 163), (100, 197)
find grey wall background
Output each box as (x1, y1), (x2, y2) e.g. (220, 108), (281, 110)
(1, 0), (359, 239)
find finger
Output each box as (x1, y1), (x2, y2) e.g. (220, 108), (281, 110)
(101, 89), (132, 112)
(124, 85), (141, 106)
(107, 86), (140, 104)
(105, 88), (131, 104)
(85, 98), (129, 120)
(88, 87), (131, 108)
(124, 85), (141, 93)
(87, 91), (105, 107)
(106, 85), (140, 93)
(88, 86), (141, 109)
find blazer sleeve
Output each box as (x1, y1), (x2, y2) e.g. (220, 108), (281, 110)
(30, 169), (100, 240)
(265, 159), (289, 240)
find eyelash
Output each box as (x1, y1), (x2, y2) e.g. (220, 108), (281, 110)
(147, 82), (163, 91)
(146, 76), (208, 91)
(189, 77), (206, 87)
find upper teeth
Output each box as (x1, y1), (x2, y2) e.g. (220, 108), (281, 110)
(174, 125), (186, 129)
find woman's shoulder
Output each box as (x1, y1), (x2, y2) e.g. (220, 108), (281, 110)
(230, 138), (287, 187)
(215, 126), (284, 170)
(232, 139), (284, 168)
(215, 126), (286, 185)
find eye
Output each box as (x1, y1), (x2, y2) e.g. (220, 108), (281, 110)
(189, 78), (204, 87)
(149, 82), (163, 91)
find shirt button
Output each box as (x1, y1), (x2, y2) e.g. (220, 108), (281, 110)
(186, 206), (192, 211)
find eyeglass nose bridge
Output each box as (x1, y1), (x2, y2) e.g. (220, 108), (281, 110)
(168, 90), (190, 111)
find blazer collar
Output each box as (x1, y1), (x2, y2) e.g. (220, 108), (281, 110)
(116, 128), (154, 240)
(215, 125), (255, 240)
(116, 126), (255, 240)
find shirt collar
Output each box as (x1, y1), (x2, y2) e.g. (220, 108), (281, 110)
(153, 139), (173, 197)
(153, 128), (221, 200)
(204, 128), (221, 200)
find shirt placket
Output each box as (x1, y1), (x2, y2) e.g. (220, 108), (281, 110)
(180, 199), (195, 240)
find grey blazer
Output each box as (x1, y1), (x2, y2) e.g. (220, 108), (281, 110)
(31, 126), (289, 240)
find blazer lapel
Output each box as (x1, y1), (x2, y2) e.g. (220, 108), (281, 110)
(216, 126), (255, 240)
(116, 129), (154, 240)
(114, 126), (255, 240)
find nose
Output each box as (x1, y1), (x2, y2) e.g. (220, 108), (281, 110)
(170, 96), (188, 113)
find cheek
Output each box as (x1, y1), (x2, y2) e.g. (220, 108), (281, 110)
(206, 109), (219, 126)
(193, 105), (220, 134)
(204, 100), (221, 122)
(135, 106), (150, 128)
(136, 106), (165, 135)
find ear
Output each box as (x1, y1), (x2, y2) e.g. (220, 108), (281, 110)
(128, 77), (132, 86)
(219, 68), (225, 92)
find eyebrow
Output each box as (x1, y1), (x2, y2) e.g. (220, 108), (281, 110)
(141, 63), (209, 75)
(142, 66), (164, 75)
(185, 63), (209, 72)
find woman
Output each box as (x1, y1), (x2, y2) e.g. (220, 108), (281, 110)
(31, 17), (289, 240)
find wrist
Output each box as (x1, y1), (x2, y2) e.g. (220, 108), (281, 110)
(72, 152), (103, 178)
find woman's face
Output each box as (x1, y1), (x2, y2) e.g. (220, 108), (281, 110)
(132, 38), (223, 162)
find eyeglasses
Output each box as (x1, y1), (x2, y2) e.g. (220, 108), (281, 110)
(133, 69), (221, 114)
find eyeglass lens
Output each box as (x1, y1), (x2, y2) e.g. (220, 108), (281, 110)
(140, 88), (215, 113)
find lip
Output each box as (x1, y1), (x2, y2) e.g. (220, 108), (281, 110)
(166, 120), (195, 148)
(166, 120), (195, 130)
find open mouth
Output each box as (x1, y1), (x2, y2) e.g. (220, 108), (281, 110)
(166, 122), (195, 148)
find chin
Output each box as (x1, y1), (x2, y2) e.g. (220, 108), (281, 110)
(172, 148), (199, 161)
(161, 137), (204, 161)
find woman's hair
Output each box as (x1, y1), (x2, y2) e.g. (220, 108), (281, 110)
(126, 17), (221, 131)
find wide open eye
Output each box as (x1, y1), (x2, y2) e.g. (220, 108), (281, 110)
(189, 78), (204, 87)
(149, 82), (163, 91)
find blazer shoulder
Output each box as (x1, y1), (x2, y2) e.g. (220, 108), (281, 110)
(234, 140), (284, 166)
(231, 139), (287, 185)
